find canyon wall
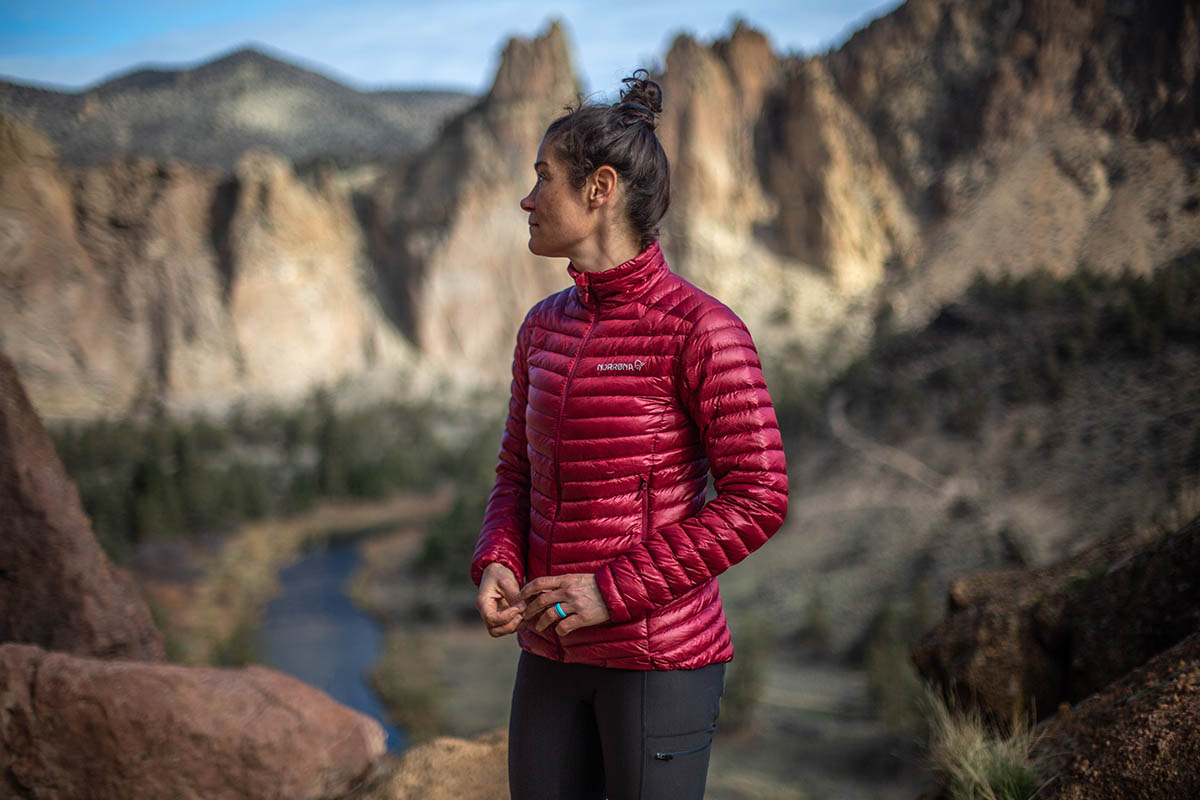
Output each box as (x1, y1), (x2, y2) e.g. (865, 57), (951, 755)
(1, 1), (1197, 419)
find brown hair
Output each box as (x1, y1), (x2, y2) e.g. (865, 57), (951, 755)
(544, 69), (669, 251)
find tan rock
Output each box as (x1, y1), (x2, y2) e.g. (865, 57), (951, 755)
(355, 730), (508, 800)
(0, 643), (386, 800)
(363, 22), (580, 386)
(0, 351), (164, 660)
(4, 1), (1200, 417)
(0, 115), (412, 419)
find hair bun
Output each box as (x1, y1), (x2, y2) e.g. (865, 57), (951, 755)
(617, 69), (663, 129)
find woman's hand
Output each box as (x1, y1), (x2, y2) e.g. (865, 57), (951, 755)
(518, 573), (611, 635)
(476, 562), (525, 637)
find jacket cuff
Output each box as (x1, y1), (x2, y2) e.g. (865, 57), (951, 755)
(470, 550), (525, 588)
(594, 562), (634, 624)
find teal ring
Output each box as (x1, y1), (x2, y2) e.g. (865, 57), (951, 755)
(555, 602), (567, 619)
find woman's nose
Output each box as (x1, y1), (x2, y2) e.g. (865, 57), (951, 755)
(520, 188), (535, 212)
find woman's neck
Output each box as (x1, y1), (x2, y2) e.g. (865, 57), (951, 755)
(569, 224), (641, 273)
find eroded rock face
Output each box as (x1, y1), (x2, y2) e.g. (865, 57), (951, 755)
(1035, 632), (1200, 800)
(4, 2), (1200, 417)
(0, 115), (412, 418)
(912, 515), (1200, 726)
(0, 643), (386, 800)
(360, 21), (580, 383)
(0, 352), (165, 660)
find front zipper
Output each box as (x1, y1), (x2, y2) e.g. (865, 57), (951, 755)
(545, 308), (599, 658)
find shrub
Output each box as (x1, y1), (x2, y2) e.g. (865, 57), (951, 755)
(416, 491), (489, 585)
(864, 603), (926, 736)
(722, 612), (772, 730)
(925, 686), (1042, 800)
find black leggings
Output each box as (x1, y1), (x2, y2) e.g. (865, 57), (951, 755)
(508, 651), (726, 800)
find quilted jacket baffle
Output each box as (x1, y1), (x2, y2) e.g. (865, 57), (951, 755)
(471, 242), (789, 670)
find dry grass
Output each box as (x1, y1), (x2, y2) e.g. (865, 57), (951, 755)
(924, 686), (1044, 800)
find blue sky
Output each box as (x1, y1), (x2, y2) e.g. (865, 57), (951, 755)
(0, 1), (903, 93)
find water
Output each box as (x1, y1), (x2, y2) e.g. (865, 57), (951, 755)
(256, 539), (406, 753)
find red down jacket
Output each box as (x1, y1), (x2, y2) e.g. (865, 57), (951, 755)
(471, 242), (788, 670)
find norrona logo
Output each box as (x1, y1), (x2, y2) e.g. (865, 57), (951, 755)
(598, 359), (645, 372)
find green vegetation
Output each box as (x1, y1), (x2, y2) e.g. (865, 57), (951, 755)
(861, 603), (926, 736)
(925, 686), (1042, 800)
(859, 580), (940, 736)
(51, 390), (495, 563)
(416, 492), (490, 585)
(831, 252), (1200, 443)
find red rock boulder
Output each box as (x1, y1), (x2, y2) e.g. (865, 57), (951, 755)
(0, 353), (165, 660)
(0, 643), (386, 799)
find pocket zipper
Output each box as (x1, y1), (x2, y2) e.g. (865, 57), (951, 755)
(639, 476), (650, 537)
(654, 740), (712, 761)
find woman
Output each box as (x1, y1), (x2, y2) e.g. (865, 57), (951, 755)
(472, 70), (788, 800)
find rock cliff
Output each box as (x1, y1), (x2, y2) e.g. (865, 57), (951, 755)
(0, 115), (413, 418)
(1, 1), (1197, 418)
(356, 21), (580, 379)
(912, 514), (1200, 797)
(0, 352), (164, 659)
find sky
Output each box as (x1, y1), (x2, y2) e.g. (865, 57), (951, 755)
(0, 1), (903, 94)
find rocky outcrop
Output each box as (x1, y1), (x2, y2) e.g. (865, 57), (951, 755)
(1034, 632), (1200, 800)
(0, 115), (412, 418)
(912, 515), (1200, 726)
(0, 643), (386, 800)
(0, 360), (387, 798)
(354, 731), (508, 800)
(825, 0), (1200, 321)
(4, 2), (1199, 417)
(357, 22), (580, 380)
(0, 351), (164, 660)
(913, 515), (1200, 797)
(826, 0), (1199, 207)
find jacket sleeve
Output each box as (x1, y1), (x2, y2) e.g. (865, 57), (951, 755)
(593, 307), (788, 623)
(470, 319), (532, 587)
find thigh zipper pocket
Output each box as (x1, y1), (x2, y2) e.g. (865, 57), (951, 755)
(653, 740), (712, 761)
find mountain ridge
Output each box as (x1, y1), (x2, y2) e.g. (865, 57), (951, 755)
(0, 46), (475, 169)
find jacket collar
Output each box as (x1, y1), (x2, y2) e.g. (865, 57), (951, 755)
(567, 242), (669, 310)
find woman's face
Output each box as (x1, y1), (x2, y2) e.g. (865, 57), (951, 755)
(520, 138), (594, 259)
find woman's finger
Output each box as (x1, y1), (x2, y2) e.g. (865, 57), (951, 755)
(534, 602), (570, 633)
(486, 604), (523, 628)
(521, 588), (568, 622)
(488, 615), (522, 637)
(556, 611), (585, 636)
(517, 576), (560, 603)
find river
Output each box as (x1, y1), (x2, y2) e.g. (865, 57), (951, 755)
(255, 538), (406, 753)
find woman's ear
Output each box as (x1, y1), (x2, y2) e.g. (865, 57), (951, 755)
(588, 165), (619, 209)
